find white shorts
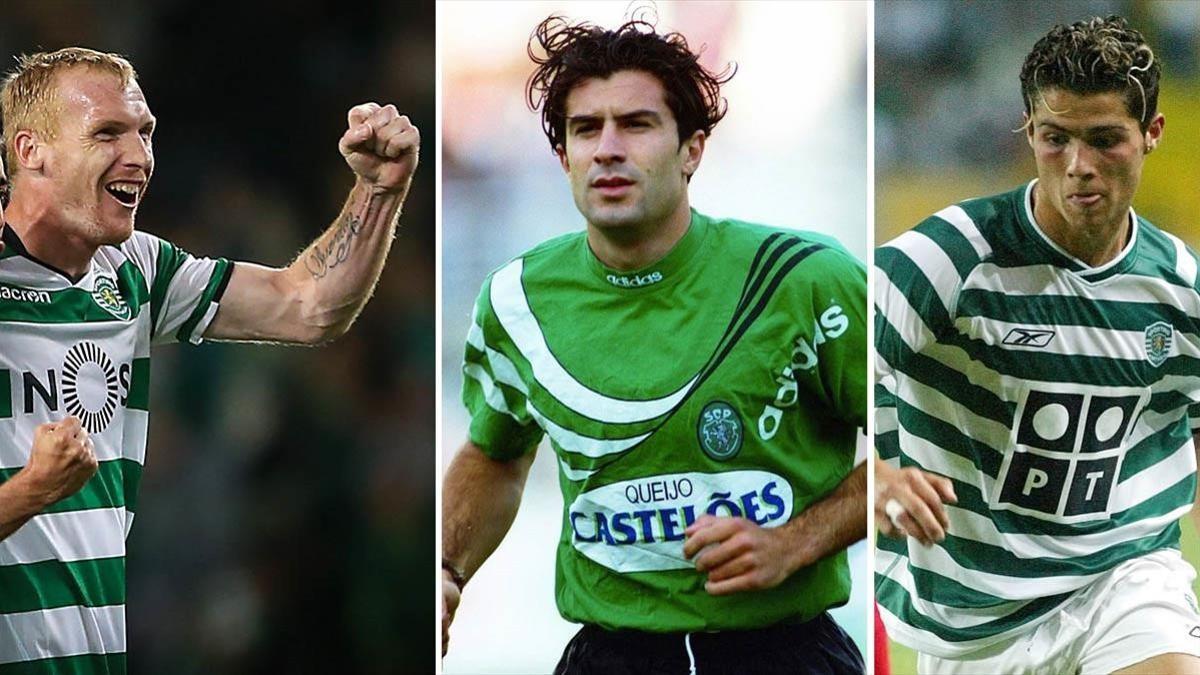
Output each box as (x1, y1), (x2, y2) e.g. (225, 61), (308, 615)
(918, 549), (1200, 674)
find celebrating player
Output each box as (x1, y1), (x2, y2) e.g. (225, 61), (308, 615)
(0, 48), (418, 672)
(442, 16), (867, 674)
(875, 16), (1200, 673)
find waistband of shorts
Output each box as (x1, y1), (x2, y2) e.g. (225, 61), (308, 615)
(577, 612), (840, 655)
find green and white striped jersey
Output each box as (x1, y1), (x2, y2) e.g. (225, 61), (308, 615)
(875, 181), (1200, 657)
(463, 210), (867, 632)
(0, 227), (230, 674)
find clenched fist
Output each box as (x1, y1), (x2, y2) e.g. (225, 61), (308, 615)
(23, 416), (99, 507)
(339, 103), (420, 194)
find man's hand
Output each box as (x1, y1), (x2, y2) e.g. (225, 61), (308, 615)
(441, 568), (461, 656)
(875, 459), (956, 546)
(683, 515), (795, 595)
(339, 103), (419, 195)
(20, 416), (98, 507)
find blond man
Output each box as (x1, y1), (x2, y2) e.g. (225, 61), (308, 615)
(0, 48), (418, 672)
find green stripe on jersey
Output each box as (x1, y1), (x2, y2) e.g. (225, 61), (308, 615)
(0, 459), (141, 513)
(0, 557), (125, 614)
(0, 653), (126, 675)
(875, 182), (1200, 656)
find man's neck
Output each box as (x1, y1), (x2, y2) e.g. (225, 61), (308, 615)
(1031, 183), (1130, 268)
(586, 199), (692, 272)
(4, 191), (95, 280)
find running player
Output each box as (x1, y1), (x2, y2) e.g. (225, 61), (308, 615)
(875, 16), (1200, 674)
(442, 16), (867, 674)
(0, 48), (418, 672)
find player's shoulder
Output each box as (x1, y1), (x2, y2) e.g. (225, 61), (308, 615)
(472, 230), (585, 315)
(1129, 213), (1200, 292)
(877, 184), (1024, 280)
(705, 212), (864, 272)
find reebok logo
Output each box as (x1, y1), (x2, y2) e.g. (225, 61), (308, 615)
(1002, 327), (1055, 348)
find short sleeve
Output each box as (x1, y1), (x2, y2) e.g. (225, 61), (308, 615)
(789, 246), (867, 430)
(123, 231), (232, 345)
(462, 275), (544, 460)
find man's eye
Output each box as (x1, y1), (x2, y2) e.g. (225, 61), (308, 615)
(1045, 134), (1068, 146)
(1090, 135), (1119, 150)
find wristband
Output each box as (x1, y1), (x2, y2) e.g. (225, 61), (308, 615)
(442, 558), (466, 591)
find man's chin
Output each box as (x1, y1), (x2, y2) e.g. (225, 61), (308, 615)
(584, 205), (645, 231)
(95, 220), (135, 247)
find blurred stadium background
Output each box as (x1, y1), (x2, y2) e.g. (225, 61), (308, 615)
(1, 1), (434, 673)
(440, 1), (868, 673)
(877, 1), (1200, 671)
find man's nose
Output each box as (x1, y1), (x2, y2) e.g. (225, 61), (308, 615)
(1065, 140), (1097, 180)
(121, 133), (153, 175)
(593, 121), (625, 164)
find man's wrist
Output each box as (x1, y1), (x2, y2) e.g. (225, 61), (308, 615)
(5, 470), (53, 513)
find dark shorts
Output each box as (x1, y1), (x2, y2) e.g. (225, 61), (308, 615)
(553, 612), (864, 675)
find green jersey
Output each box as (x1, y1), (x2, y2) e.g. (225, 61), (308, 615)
(0, 227), (230, 674)
(875, 182), (1200, 657)
(463, 210), (867, 632)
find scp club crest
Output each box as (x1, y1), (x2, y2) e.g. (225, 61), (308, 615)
(698, 400), (743, 461)
(92, 276), (131, 321)
(1144, 321), (1173, 367)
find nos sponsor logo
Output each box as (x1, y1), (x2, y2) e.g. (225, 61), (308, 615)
(21, 342), (132, 434)
(568, 470), (793, 573)
(991, 385), (1148, 523)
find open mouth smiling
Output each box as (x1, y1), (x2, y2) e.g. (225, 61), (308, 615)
(104, 181), (142, 207)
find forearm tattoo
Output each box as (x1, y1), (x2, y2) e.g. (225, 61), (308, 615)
(305, 211), (363, 280)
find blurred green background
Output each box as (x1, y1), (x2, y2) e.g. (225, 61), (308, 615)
(877, 1), (1200, 670)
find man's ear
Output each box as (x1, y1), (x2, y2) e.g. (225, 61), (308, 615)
(681, 130), (706, 178)
(13, 130), (46, 172)
(1144, 112), (1164, 154)
(556, 143), (569, 174)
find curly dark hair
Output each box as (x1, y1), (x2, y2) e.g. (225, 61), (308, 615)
(526, 15), (734, 151)
(1020, 15), (1160, 131)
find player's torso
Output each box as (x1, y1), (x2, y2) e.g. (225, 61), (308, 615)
(926, 220), (1199, 532)
(0, 250), (148, 670)
(503, 223), (858, 629)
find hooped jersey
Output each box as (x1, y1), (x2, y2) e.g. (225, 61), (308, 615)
(463, 210), (867, 632)
(0, 226), (230, 674)
(875, 182), (1200, 657)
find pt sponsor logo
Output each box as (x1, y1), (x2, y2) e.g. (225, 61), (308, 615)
(21, 342), (132, 434)
(1001, 327), (1056, 348)
(758, 301), (849, 440)
(92, 276), (131, 321)
(991, 385), (1148, 523)
(606, 271), (662, 288)
(568, 470), (794, 573)
(698, 401), (742, 461)
(0, 284), (51, 305)
(1144, 321), (1173, 367)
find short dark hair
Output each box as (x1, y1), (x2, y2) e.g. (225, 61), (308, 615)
(1020, 15), (1160, 131)
(526, 15), (734, 151)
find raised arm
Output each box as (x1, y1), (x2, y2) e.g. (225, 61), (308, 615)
(205, 103), (420, 344)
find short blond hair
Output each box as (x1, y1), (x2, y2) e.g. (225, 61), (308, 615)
(1, 47), (138, 175)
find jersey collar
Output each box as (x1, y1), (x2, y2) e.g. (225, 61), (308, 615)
(585, 209), (710, 291)
(1020, 180), (1138, 282)
(0, 223), (97, 287)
